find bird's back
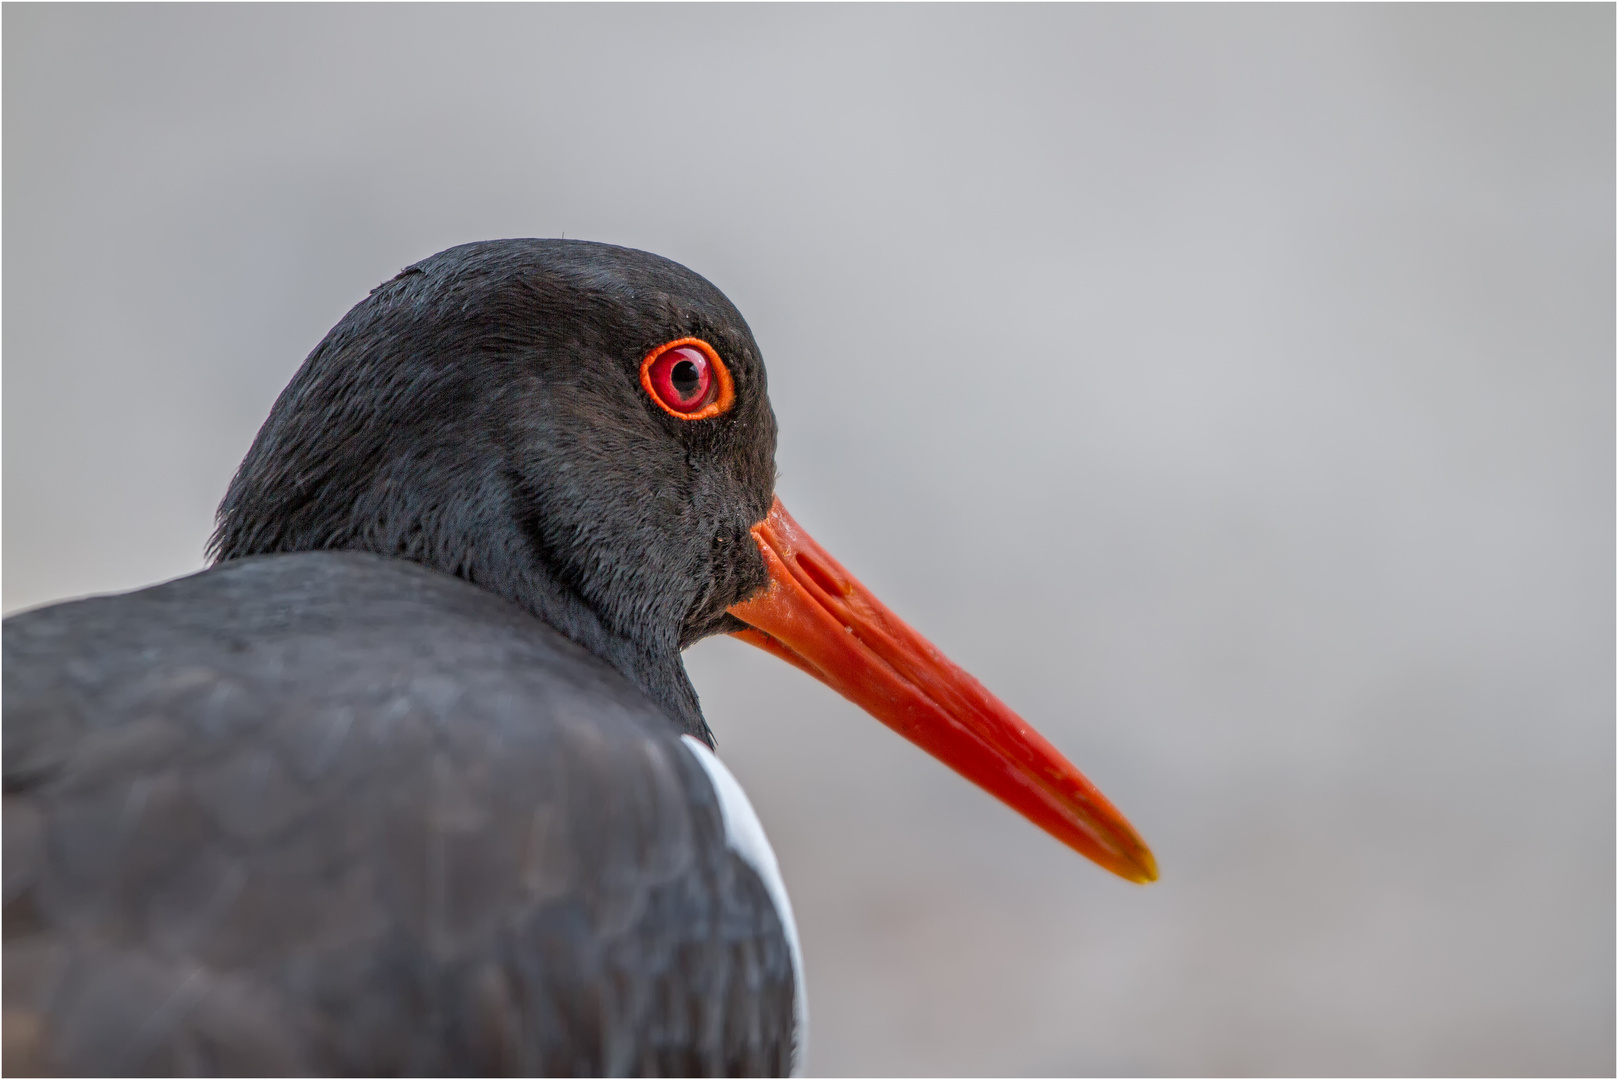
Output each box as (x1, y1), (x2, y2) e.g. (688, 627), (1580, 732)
(4, 552), (797, 1076)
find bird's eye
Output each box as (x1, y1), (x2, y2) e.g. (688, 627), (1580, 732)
(641, 338), (735, 420)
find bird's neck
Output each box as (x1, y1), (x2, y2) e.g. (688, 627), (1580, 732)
(213, 472), (714, 746)
(509, 559), (714, 745)
(444, 489), (715, 747)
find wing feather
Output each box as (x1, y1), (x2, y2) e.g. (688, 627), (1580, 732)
(4, 552), (795, 1076)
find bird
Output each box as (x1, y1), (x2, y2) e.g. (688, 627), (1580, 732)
(3, 239), (1156, 1076)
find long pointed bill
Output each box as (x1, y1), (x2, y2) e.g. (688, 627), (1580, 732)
(727, 498), (1157, 884)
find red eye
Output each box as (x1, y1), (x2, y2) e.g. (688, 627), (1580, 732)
(650, 347), (712, 411)
(640, 338), (735, 420)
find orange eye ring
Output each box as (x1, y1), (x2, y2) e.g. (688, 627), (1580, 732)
(640, 337), (735, 421)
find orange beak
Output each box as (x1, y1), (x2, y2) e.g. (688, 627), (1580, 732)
(727, 498), (1157, 884)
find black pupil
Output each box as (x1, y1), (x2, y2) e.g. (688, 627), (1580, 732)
(670, 359), (702, 399)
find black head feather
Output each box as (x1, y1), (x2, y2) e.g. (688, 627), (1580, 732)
(210, 239), (779, 743)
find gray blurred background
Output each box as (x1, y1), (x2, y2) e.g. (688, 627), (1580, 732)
(4, 5), (1612, 1075)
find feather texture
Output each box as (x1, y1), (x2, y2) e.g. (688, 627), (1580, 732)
(4, 552), (796, 1076)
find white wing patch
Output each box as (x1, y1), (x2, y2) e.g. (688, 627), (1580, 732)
(680, 735), (808, 1076)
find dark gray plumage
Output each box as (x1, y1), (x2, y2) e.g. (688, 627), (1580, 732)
(5, 553), (795, 1076)
(4, 239), (800, 1076)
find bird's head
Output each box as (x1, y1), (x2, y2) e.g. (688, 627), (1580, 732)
(212, 241), (778, 732)
(212, 239), (1156, 883)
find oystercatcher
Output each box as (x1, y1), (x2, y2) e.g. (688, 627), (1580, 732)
(3, 240), (1154, 1076)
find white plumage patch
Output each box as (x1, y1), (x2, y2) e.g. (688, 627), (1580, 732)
(680, 735), (807, 1076)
